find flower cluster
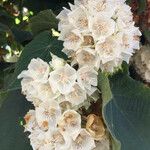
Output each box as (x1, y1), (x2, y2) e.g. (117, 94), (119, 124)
(18, 55), (98, 150)
(18, 56), (98, 107)
(57, 0), (141, 72)
(23, 109), (95, 150)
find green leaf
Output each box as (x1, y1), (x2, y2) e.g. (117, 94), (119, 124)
(98, 71), (112, 106)
(0, 23), (12, 46)
(98, 71), (121, 150)
(30, 9), (58, 35)
(111, 137), (121, 150)
(0, 23), (10, 32)
(0, 90), (32, 150)
(0, 90), (8, 107)
(11, 27), (33, 45)
(0, 71), (3, 89)
(0, 6), (14, 27)
(0, 63), (15, 107)
(8, 31), (66, 90)
(103, 71), (150, 150)
(0, 23), (10, 46)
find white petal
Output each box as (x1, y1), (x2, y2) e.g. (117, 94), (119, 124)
(49, 64), (77, 94)
(90, 14), (115, 41)
(58, 110), (81, 140)
(77, 65), (98, 91)
(65, 83), (87, 106)
(72, 129), (95, 150)
(36, 100), (61, 130)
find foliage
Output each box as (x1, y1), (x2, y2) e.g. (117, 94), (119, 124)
(30, 9), (58, 35)
(102, 68), (150, 150)
(0, 90), (32, 150)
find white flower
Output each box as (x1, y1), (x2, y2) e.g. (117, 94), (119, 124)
(29, 128), (46, 150)
(58, 110), (81, 140)
(57, 8), (71, 31)
(100, 60), (122, 73)
(24, 110), (37, 132)
(20, 78), (36, 96)
(18, 58), (49, 83)
(88, 0), (115, 17)
(59, 27), (83, 51)
(50, 53), (66, 70)
(49, 64), (77, 94)
(71, 129), (95, 150)
(77, 65), (98, 94)
(68, 6), (89, 32)
(74, 0), (90, 7)
(33, 82), (59, 102)
(114, 4), (132, 24)
(96, 36), (122, 64)
(110, 0), (125, 3)
(20, 80), (58, 106)
(62, 48), (75, 58)
(26, 95), (42, 107)
(120, 33), (138, 63)
(40, 129), (71, 150)
(65, 83), (87, 106)
(76, 48), (100, 68)
(36, 100), (61, 130)
(20, 79), (44, 106)
(93, 135), (110, 150)
(89, 14), (115, 42)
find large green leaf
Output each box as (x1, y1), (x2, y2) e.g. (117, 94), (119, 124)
(0, 90), (32, 150)
(101, 70), (150, 150)
(98, 72), (121, 150)
(30, 9), (58, 35)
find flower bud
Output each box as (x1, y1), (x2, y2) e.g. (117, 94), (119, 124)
(50, 53), (66, 70)
(86, 114), (105, 141)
